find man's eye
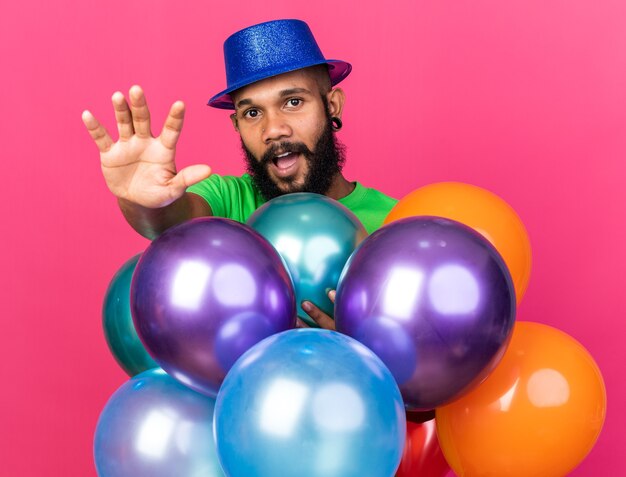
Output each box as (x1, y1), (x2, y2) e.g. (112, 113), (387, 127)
(287, 98), (301, 107)
(244, 109), (259, 118)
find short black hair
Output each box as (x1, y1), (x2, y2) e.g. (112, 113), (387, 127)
(308, 64), (332, 95)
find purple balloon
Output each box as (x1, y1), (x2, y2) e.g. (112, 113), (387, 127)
(335, 216), (516, 410)
(131, 217), (296, 396)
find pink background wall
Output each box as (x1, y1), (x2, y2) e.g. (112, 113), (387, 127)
(1, 0), (623, 475)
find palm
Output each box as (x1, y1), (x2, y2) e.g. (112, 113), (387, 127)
(83, 86), (211, 208)
(101, 136), (179, 207)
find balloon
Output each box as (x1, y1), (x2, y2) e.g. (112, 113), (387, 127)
(94, 368), (226, 477)
(335, 216), (516, 410)
(214, 329), (406, 477)
(247, 193), (367, 326)
(131, 217), (296, 396)
(384, 182), (531, 304)
(436, 321), (606, 477)
(396, 418), (450, 477)
(102, 254), (157, 376)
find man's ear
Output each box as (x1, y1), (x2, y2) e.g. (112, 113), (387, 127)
(230, 113), (239, 132)
(326, 88), (346, 118)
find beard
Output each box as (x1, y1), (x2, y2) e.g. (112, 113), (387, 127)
(241, 113), (346, 201)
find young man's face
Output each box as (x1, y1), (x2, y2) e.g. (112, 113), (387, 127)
(230, 68), (345, 200)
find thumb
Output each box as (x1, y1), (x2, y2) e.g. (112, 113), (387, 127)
(170, 164), (212, 191)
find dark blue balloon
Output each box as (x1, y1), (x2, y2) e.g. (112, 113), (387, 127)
(214, 329), (406, 477)
(335, 216), (516, 410)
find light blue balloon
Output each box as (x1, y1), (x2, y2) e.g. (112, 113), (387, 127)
(94, 368), (226, 477)
(214, 329), (406, 477)
(247, 193), (367, 326)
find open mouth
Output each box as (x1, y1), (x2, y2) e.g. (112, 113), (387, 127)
(271, 151), (300, 175)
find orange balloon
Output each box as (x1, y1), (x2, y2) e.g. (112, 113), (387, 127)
(384, 182), (532, 304)
(436, 322), (606, 477)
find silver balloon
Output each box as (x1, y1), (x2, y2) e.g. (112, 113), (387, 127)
(94, 368), (225, 477)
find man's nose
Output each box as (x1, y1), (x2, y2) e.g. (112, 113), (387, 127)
(262, 111), (292, 144)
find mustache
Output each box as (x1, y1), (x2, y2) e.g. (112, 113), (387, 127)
(260, 142), (313, 165)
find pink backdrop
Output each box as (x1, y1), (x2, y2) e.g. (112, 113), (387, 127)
(1, 0), (623, 475)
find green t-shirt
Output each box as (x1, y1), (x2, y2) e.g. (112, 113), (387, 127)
(187, 174), (397, 234)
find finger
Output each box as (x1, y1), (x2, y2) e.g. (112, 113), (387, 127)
(328, 290), (336, 303)
(81, 110), (114, 152)
(296, 318), (310, 329)
(112, 91), (134, 140)
(128, 85), (152, 138)
(169, 165), (212, 192)
(160, 100), (185, 150)
(301, 301), (336, 331)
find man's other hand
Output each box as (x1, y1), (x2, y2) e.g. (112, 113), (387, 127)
(298, 290), (337, 331)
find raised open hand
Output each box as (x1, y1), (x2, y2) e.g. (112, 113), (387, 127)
(82, 85), (211, 208)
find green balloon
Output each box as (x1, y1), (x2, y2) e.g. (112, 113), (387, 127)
(102, 254), (157, 376)
(247, 193), (367, 327)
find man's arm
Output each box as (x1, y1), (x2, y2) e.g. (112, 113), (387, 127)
(118, 192), (212, 240)
(82, 86), (213, 239)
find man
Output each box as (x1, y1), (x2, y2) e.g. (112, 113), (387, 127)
(82, 19), (397, 328)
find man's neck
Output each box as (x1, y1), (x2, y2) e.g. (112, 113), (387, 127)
(325, 173), (355, 201)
